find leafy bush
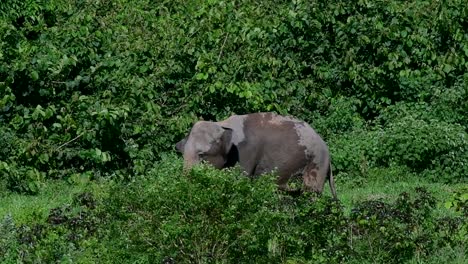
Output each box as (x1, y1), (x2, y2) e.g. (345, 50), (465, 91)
(330, 114), (467, 183)
(0, 161), (45, 194)
(1, 156), (466, 263)
(100, 154), (348, 263)
(100, 156), (465, 263)
(103, 155), (286, 263)
(376, 117), (466, 172)
(445, 187), (468, 217)
(349, 187), (464, 264)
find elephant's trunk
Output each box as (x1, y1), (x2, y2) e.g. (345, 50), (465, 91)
(182, 151), (199, 172)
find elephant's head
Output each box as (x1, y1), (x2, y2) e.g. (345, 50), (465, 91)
(176, 121), (233, 170)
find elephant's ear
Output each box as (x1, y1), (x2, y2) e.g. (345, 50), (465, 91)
(221, 126), (239, 167)
(221, 126), (233, 153)
(175, 137), (188, 153)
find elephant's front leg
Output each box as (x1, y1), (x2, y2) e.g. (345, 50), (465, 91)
(237, 146), (261, 177)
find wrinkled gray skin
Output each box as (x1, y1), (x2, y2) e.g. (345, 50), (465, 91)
(176, 112), (337, 198)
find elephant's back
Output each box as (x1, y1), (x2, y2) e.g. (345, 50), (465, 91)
(223, 112), (329, 157)
(218, 112), (328, 176)
(246, 112), (329, 166)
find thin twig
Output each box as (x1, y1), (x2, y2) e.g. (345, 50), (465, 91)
(56, 132), (84, 150)
(217, 33), (229, 63)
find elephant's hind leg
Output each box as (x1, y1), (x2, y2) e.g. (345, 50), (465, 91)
(277, 172), (302, 197)
(302, 162), (327, 194)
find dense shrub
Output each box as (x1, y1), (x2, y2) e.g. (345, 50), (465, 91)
(375, 117), (466, 180)
(103, 156), (290, 263)
(99, 155), (349, 263)
(350, 188), (437, 263)
(0, 157), (466, 263)
(445, 187), (468, 217)
(99, 157), (465, 263)
(330, 115), (467, 183)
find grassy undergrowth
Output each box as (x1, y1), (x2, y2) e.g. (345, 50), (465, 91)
(0, 179), (110, 225)
(336, 169), (465, 218)
(2, 160), (464, 222)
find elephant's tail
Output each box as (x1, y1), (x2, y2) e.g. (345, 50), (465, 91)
(328, 163), (338, 200)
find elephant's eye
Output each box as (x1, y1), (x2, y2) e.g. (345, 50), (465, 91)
(198, 153), (206, 158)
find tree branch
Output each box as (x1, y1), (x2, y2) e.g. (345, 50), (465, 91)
(56, 132), (84, 151)
(217, 34), (229, 63)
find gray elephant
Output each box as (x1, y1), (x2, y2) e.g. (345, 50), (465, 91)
(176, 112), (337, 198)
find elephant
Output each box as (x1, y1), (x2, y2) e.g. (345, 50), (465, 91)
(175, 112), (337, 199)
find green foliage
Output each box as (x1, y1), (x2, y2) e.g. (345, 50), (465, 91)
(0, 0), (467, 191)
(0, 161), (45, 194)
(445, 186), (468, 217)
(0, 192), (102, 263)
(103, 155), (285, 263)
(0, 157), (466, 263)
(99, 157), (465, 263)
(348, 185), (468, 264)
(375, 116), (467, 179)
(0, 214), (19, 262)
(0, 0), (467, 261)
(276, 195), (349, 263)
(330, 114), (467, 183)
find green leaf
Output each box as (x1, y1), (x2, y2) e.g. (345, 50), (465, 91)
(444, 201), (454, 209)
(442, 64), (452, 73)
(39, 153), (49, 163)
(195, 73), (208, 80)
(31, 71), (39, 81)
(461, 193), (468, 201)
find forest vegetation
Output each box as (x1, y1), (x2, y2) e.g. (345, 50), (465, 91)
(0, 0), (467, 263)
